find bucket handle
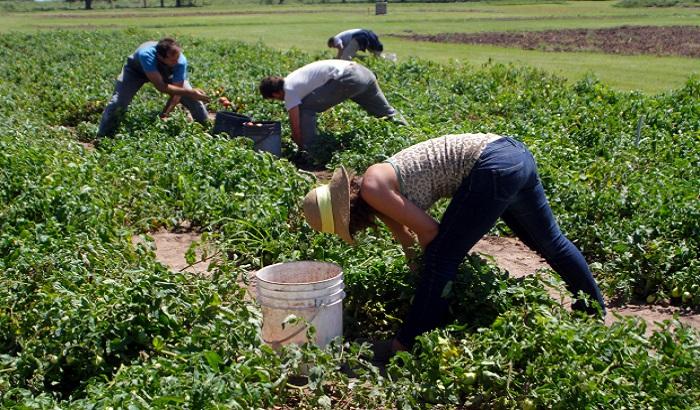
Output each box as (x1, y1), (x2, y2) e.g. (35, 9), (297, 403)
(262, 297), (340, 347)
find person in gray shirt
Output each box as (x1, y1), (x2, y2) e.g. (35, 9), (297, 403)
(259, 59), (406, 152)
(328, 29), (384, 60)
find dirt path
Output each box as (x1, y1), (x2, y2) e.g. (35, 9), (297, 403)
(472, 236), (700, 334)
(133, 230), (211, 275)
(391, 26), (700, 58)
(148, 231), (700, 334)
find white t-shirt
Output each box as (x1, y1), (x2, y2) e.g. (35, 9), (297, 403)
(332, 28), (363, 49)
(283, 60), (353, 110)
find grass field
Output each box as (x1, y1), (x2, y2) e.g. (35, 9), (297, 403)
(1, 0), (698, 92)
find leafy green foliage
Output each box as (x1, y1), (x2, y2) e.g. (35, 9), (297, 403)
(385, 280), (700, 408)
(0, 31), (698, 407)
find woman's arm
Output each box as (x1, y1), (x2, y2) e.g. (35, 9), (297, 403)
(361, 163), (439, 250)
(376, 212), (418, 254)
(287, 105), (303, 147)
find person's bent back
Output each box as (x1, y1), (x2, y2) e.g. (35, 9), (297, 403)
(97, 37), (210, 139)
(259, 60), (406, 155)
(328, 29), (384, 60)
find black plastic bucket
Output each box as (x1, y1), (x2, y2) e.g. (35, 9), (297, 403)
(230, 121), (282, 157)
(212, 111), (252, 135)
(212, 112), (282, 156)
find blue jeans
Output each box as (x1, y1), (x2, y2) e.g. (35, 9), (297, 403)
(396, 137), (606, 348)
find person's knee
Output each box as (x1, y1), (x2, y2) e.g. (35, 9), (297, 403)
(102, 103), (128, 122)
(542, 234), (579, 262)
(422, 246), (461, 280)
(108, 95), (131, 110)
(191, 105), (209, 123)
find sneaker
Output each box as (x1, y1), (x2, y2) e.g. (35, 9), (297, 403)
(388, 113), (409, 126)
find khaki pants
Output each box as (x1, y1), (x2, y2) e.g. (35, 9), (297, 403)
(339, 38), (361, 60)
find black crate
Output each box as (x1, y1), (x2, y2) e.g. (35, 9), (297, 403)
(213, 111), (281, 156)
(230, 121), (282, 157)
(212, 111), (252, 136)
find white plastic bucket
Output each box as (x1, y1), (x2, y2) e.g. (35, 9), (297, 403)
(255, 261), (345, 349)
(382, 52), (397, 62)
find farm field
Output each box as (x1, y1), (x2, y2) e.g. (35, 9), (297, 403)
(0, 0), (699, 92)
(1, 25), (699, 408)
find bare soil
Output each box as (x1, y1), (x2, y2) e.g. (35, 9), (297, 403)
(391, 26), (700, 58)
(472, 236), (700, 334)
(132, 229), (211, 275)
(79, 141), (95, 151)
(145, 231), (699, 334)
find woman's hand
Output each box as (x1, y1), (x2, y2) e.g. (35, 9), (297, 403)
(415, 225), (438, 249)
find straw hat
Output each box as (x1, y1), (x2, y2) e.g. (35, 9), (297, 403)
(302, 166), (353, 244)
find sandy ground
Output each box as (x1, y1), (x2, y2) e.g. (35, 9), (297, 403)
(147, 230), (699, 334)
(133, 230), (211, 275)
(472, 236), (700, 334)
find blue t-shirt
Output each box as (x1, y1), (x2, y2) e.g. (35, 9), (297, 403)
(135, 42), (188, 83)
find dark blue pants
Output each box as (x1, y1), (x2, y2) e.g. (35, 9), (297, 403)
(298, 63), (396, 149)
(396, 137), (606, 347)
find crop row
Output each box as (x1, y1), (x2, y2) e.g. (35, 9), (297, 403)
(0, 31), (698, 408)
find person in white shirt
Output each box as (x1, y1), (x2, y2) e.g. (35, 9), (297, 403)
(327, 29), (384, 60)
(259, 60), (406, 153)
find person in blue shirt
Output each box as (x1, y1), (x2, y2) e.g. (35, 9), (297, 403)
(97, 38), (210, 138)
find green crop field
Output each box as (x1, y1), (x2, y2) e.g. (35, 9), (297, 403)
(1, 26), (699, 407)
(1, 0), (700, 407)
(0, 0), (699, 92)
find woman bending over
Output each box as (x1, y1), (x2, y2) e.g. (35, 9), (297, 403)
(303, 133), (606, 357)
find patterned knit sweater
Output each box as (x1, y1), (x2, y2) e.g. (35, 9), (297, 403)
(385, 133), (502, 210)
